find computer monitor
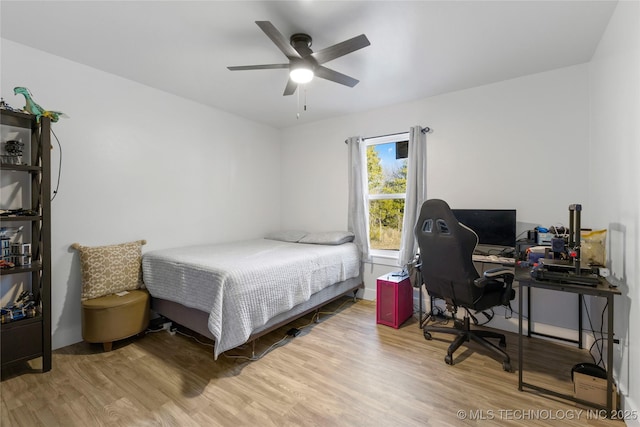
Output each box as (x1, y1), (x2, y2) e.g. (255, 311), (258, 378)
(451, 209), (517, 248)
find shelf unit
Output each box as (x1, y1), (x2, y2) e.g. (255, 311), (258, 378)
(0, 109), (51, 373)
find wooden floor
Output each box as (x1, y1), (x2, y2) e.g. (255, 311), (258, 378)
(1, 299), (621, 426)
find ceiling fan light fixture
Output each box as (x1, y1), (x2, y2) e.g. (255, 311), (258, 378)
(290, 67), (314, 84)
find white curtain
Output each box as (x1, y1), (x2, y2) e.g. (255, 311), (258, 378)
(398, 126), (428, 267)
(347, 136), (371, 262)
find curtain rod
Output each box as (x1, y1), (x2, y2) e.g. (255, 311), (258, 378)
(344, 126), (433, 144)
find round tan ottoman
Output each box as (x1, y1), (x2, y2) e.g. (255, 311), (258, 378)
(81, 289), (150, 351)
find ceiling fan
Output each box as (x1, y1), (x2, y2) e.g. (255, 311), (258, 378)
(227, 21), (370, 96)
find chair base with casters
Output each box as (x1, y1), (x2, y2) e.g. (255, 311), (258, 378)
(81, 289), (150, 352)
(423, 310), (511, 372)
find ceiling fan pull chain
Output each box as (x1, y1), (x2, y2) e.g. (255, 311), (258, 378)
(304, 87), (308, 111)
(296, 87), (300, 119)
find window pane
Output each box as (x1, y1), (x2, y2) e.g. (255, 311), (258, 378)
(369, 199), (405, 250)
(367, 143), (407, 195)
(366, 138), (408, 251)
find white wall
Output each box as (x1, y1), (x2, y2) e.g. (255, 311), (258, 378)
(281, 64), (592, 337)
(588, 0), (640, 420)
(1, 39), (283, 349)
(282, 64), (591, 230)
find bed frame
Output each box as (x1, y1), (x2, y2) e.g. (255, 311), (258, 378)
(150, 276), (363, 356)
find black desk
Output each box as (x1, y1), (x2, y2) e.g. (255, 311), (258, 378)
(516, 266), (621, 414)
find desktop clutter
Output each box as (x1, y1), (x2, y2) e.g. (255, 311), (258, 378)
(515, 204), (608, 287)
(515, 204), (620, 410)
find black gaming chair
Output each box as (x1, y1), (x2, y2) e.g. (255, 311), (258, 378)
(414, 199), (515, 371)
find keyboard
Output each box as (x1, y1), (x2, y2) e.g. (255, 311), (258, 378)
(472, 254), (516, 265)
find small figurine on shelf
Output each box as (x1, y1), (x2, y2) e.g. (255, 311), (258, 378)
(0, 97), (17, 111)
(0, 259), (15, 270)
(15, 290), (34, 306)
(1, 139), (25, 165)
(13, 87), (67, 123)
(0, 290), (37, 323)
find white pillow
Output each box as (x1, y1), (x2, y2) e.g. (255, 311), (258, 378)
(264, 230), (308, 243)
(299, 231), (355, 245)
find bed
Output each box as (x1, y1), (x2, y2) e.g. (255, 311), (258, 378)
(141, 233), (362, 359)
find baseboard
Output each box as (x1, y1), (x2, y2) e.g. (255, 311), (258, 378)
(360, 286), (376, 301)
(52, 325), (82, 350)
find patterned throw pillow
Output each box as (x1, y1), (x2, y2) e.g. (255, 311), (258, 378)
(71, 240), (146, 301)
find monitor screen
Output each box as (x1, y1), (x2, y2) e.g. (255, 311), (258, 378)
(451, 209), (517, 247)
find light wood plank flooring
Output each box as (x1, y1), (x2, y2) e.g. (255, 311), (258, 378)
(1, 299), (622, 426)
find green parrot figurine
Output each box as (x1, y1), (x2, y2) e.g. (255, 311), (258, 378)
(13, 87), (66, 123)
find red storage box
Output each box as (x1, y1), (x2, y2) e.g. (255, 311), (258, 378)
(376, 273), (413, 328)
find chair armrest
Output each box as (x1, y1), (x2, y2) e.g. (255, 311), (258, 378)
(473, 268), (515, 305)
(483, 267), (514, 282)
(473, 268), (514, 287)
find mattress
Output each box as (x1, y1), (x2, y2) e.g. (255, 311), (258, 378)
(142, 238), (361, 358)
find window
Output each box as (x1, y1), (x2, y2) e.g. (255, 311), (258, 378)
(365, 132), (409, 252)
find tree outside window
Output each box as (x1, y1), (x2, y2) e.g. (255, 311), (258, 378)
(365, 135), (408, 251)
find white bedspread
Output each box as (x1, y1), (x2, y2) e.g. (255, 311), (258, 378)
(142, 239), (361, 358)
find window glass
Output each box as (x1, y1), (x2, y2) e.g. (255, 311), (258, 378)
(365, 135), (408, 251)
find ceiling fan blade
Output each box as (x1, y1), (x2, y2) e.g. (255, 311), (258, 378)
(227, 64), (289, 71)
(283, 78), (298, 96)
(311, 34), (370, 64)
(315, 66), (360, 87)
(255, 21), (301, 60)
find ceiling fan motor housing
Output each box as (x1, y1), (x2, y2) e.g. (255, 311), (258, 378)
(290, 33), (313, 56)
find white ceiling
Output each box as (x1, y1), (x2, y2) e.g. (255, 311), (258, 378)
(1, 1), (617, 129)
